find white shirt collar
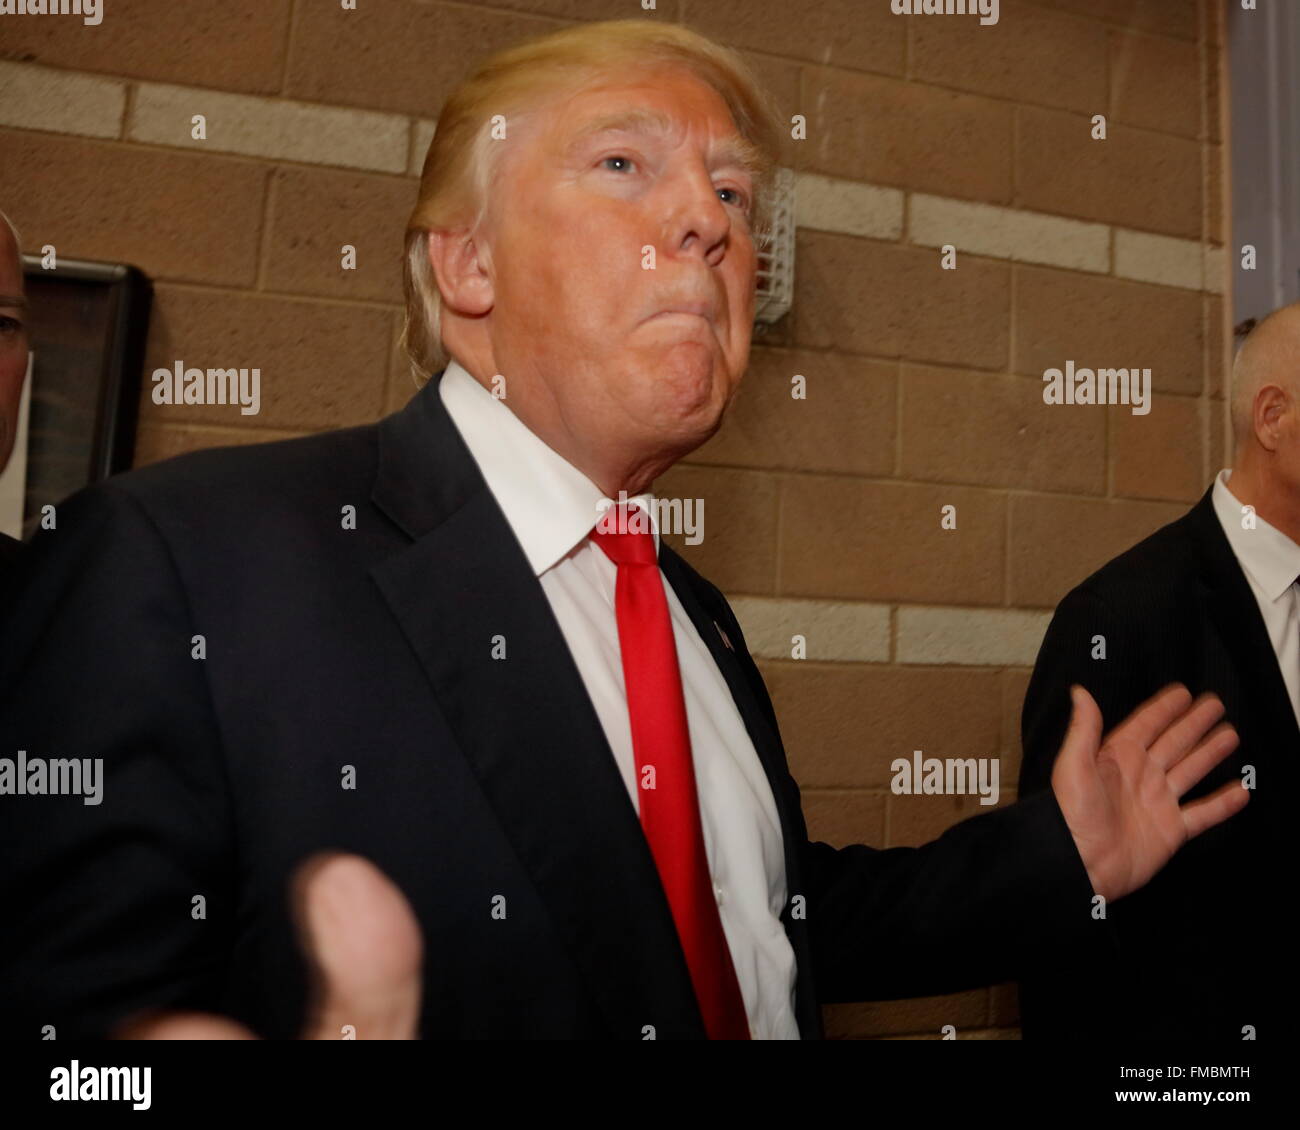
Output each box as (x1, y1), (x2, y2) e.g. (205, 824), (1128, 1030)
(1211, 468), (1300, 602)
(437, 357), (659, 576)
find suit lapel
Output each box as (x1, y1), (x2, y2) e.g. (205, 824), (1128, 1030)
(367, 373), (706, 1038)
(659, 545), (825, 1039)
(1186, 491), (1298, 842)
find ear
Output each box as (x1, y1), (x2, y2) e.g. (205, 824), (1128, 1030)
(426, 227), (494, 317)
(1254, 383), (1290, 451)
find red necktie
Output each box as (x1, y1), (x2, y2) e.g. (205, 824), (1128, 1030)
(591, 503), (751, 1040)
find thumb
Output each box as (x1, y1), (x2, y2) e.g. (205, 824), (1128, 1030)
(1053, 684), (1103, 784)
(291, 853), (424, 1041)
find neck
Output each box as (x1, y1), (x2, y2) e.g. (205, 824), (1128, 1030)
(446, 344), (674, 500)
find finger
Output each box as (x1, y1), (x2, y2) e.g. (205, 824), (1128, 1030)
(1147, 693), (1226, 773)
(1052, 684), (1103, 781)
(291, 853), (424, 1041)
(113, 1010), (257, 1040)
(1166, 721), (1239, 798)
(1105, 683), (1193, 751)
(1181, 777), (1250, 840)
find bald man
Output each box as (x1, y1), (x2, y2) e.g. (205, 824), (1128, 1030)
(0, 211), (29, 567)
(1018, 301), (1300, 1041)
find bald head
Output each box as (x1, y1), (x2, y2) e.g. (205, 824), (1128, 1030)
(0, 210), (29, 474)
(1230, 300), (1300, 446)
(1223, 299), (1300, 543)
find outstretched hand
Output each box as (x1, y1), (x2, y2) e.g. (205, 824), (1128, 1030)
(115, 853), (423, 1040)
(1052, 683), (1249, 903)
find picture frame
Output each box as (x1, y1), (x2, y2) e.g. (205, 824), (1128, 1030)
(1, 255), (151, 539)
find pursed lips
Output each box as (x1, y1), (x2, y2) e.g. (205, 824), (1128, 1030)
(649, 300), (716, 323)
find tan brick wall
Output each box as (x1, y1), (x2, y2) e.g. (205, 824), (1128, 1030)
(0, 0), (1233, 1040)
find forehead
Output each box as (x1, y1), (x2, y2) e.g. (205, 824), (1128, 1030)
(539, 71), (749, 161)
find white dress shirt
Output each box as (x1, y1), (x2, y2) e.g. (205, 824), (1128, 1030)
(438, 357), (800, 1039)
(1211, 468), (1300, 729)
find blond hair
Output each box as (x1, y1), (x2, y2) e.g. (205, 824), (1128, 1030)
(400, 19), (783, 381)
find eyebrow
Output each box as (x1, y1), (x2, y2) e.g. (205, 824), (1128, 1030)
(564, 108), (764, 183)
(0, 293), (27, 310)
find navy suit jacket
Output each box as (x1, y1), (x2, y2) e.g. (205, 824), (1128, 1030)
(0, 531), (20, 572)
(1020, 490), (1296, 1040)
(0, 369), (1097, 1039)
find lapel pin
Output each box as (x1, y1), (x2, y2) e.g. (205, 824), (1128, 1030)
(714, 620), (734, 651)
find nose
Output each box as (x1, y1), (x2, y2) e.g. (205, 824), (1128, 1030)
(662, 163), (737, 267)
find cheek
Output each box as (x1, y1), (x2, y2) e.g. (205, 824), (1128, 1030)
(1287, 441), (1300, 483)
(527, 209), (641, 328)
(0, 349), (25, 400)
(1280, 416), (1300, 461)
(726, 252), (756, 323)
(726, 336), (752, 389)
(724, 308), (754, 378)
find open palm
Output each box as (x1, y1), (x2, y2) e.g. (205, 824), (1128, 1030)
(1052, 683), (1249, 902)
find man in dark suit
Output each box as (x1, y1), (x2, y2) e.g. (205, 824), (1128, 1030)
(0, 21), (1246, 1040)
(0, 209), (29, 569)
(1019, 301), (1300, 1041)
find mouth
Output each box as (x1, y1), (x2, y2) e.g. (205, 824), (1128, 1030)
(648, 301), (716, 324)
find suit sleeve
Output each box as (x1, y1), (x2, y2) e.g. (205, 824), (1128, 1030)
(796, 790), (1101, 1002)
(707, 587), (1104, 1003)
(0, 481), (238, 1039)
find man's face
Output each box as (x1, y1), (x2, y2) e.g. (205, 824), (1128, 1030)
(0, 221), (28, 473)
(471, 68), (759, 483)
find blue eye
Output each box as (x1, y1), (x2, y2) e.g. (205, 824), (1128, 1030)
(719, 187), (750, 211)
(597, 155), (750, 215)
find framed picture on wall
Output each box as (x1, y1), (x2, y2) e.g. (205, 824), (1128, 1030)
(0, 255), (151, 540)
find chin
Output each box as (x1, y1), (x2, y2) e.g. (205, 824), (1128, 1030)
(658, 340), (730, 407)
(658, 396), (729, 460)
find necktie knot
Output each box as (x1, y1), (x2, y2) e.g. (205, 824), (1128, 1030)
(591, 503), (657, 567)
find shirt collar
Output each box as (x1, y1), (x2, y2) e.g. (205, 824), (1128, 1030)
(1211, 468), (1300, 601)
(437, 357), (659, 576)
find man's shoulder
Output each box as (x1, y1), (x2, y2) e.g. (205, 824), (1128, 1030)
(111, 423), (379, 514)
(659, 540), (728, 612)
(1060, 497), (1212, 615)
(37, 422), (390, 572)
